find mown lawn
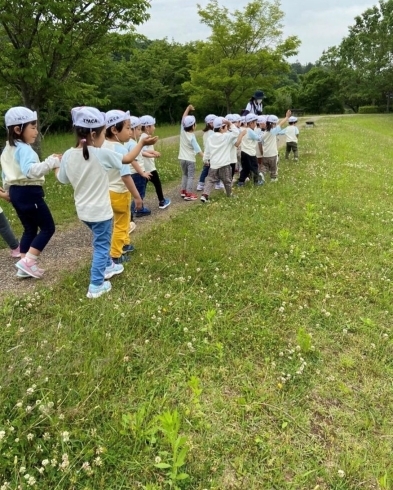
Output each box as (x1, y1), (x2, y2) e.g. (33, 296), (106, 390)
(1, 115), (393, 489)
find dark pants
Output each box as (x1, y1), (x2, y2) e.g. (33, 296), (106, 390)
(0, 211), (19, 250)
(9, 185), (55, 253)
(239, 152), (259, 183)
(285, 142), (298, 159)
(147, 169), (165, 203)
(198, 165), (210, 183)
(131, 173), (147, 214)
(230, 163), (236, 178)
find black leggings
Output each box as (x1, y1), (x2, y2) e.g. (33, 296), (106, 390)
(148, 170), (165, 203)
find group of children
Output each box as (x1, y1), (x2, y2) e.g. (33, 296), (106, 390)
(0, 103), (299, 299)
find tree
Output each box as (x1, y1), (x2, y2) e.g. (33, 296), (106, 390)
(297, 67), (343, 114)
(182, 0), (300, 114)
(0, 0), (151, 131)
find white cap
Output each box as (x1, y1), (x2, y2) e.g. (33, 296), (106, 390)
(257, 115), (267, 124)
(240, 116), (246, 124)
(130, 116), (142, 128)
(232, 114), (241, 122)
(140, 115), (156, 126)
(204, 114), (216, 124)
(245, 113), (258, 123)
(225, 114), (236, 122)
(106, 110), (130, 127)
(288, 116), (298, 123)
(71, 106), (106, 128)
(5, 107), (37, 127)
(213, 117), (226, 129)
(267, 115), (279, 124)
(183, 115), (196, 128)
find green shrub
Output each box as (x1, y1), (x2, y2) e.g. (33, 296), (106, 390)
(358, 105), (379, 114)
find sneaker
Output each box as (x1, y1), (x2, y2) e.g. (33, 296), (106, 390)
(15, 259), (43, 279)
(104, 262), (124, 279)
(87, 281), (112, 299)
(134, 206), (151, 217)
(196, 183), (204, 191)
(271, 178), (278, 183)
(258, 172), (265, 184)
(16, 266), (45, 278)
(129, 221), (136, 234)
(159, 198), (171, 209)
(10, 245), (21, 258)
(112, 255), (130, 264)
(200, 194), (208, 203)
(184, 193), (198, 201)
(180, 189), (187, 198)
(236, 181), (245, 187)
(219, 181), (225, 189)
(122, 244), (135, 254)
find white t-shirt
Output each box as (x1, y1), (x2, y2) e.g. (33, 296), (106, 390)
(101, 140), (131, 193)
(57, 146), (123, 222)
(140, 132), (156, 172)
(178, 126), (201, 162)
(204, 126), (239, 169)
(241, 128), (263, 156)
(124, 139), (145, 175)
(262, 127), (282, 158)
(285, 125), (299, 143)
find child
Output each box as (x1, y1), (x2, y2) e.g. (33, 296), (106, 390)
(56, 106), (157, 299)
(261, 111), (291, 182)
(139, 115), (171, 209)
(225, 114), (241, 179)
(237, 113), (264, 187)
(125, 116), (153, 219)
(178, 105), (203, 201)
(256, 115), (267, 173)
(196, 114), (216, 191)
(0, 189), (20, 257)
(0, 106), (60, 279)
(102, 110), (143, 264)
(284, 116), (299, 161)
(200, 117), (246, 202)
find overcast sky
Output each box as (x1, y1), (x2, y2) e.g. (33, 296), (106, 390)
(137, 0), (375, 63)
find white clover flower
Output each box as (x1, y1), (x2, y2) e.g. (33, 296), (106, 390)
(61, 431), (70, 442)
(26, 387), (35, 396)
(38, 467), (44, 474)
(93, 456), (102, 467)
(27, 433), (34, 441)
(27, 476), (36, 486)
(0, 431), (5, 441)
(337, 469), (345, 478)
(81, 461), (91, 472)
(42, 459), (49, 467)
(155, 456), (161, 463)
(19, 467), (26, 474)
(43, 432), (51, 441)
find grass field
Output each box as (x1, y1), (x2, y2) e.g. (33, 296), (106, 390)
(1, 115), (393, 489)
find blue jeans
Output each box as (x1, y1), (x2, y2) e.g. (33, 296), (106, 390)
(131, 173), (147, 214)
(83, 219), (113, 286)
(198, 165), (210, 183)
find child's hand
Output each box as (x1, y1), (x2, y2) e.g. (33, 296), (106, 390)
(135, 197), (143, 211)
(143, 171), (152, 180)
(144, 136), (158, 146)
(0, 188), (10, 202)
(286, 109), (292, 118)
(188, 105), (195, 111)
(153, 151), (161, 158)
(53, 153), (62, 160)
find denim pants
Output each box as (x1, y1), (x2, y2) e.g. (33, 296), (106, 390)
(0, 211), (19, 250)
(9, 185), (55, 253)
(83, 218), (113, 286)
(198, 164), (210, 184)
(131, 173), (147, 214)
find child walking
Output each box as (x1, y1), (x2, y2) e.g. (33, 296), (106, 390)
(125, 116), (153, 219)
(237, 113), (264, 187)
(178, 105), (203, 201)
(284, 116), (299, 161)
(196, 114), (216, 191)
(140, 115), (171, 209)
(0, 107), (60, 279)
(0, 190), (20, 257)
(261, 110), (291, 182)
(56, 106), (157, 298)
(200, 117), (246, 202)
(102, 110), (143, 264)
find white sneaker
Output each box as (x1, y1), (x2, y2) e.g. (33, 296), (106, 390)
(219, 181), (225, 189)
(196, 183), (204, 191)
(271, 178), (278, 183)
(129, 222), (136, 234)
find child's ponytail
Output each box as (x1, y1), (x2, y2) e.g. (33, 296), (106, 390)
(75, 127), (91, 160)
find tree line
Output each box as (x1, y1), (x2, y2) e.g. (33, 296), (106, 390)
(0, 0), (391, 138)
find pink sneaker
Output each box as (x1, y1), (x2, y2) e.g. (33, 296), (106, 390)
(184, 193), (198, 201)
(15, 259), (44, 279)
(10, 245), (21, 258)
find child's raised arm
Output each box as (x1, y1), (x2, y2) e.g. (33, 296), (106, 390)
(182, 104), (195, 123)
(122, 137), (158, 164)
(279, 109), (292, 127)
